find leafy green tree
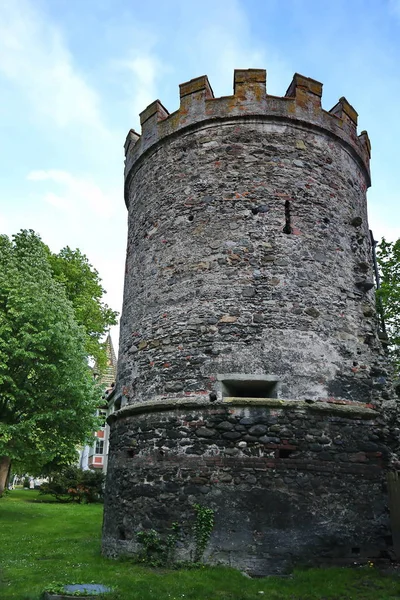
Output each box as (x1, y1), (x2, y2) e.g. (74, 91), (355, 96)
(0, 230), (101, 496)
(376, 238), (400, 373)
(47, 247), (118, 371)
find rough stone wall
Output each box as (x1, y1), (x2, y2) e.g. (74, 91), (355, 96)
(103, 69), (396, 574)
(119, 107), (380, 407)
(103, 399), (390, 574)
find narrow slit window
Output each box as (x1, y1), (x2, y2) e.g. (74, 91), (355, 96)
(283, 200), (292, 234)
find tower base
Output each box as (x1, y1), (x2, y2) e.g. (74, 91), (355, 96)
(102, 399), (391, 576)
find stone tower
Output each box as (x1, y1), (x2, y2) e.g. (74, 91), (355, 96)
(103, 69), (396, 575)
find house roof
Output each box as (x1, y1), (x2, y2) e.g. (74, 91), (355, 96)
(94, 333), (117, 389)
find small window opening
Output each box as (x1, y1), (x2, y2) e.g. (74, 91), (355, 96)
(118, 527), (126, 540)
(221, 378), (278, 399)
(283, 200), (292, 234)
(95, 439), (104, 455)
(188, 215), (194, 222)
(277, 448), (295, 458)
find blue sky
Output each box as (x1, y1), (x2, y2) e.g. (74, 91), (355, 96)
(1, 0), (399, 346)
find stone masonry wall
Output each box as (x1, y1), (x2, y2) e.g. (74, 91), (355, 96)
(103, 70), (396, 575)
(103, 400), (390, 575)
(119, 117), (382, 407)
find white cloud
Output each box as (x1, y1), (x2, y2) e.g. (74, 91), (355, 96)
(172, 0), (291, 98)
(0, 0), (106, 132)
(42, 192), (71, 211)
(27, 169), (118, 218)
(115, 0), (288, 125)
(120, 54), (162, 125)
(113, 46), (172, 130)
(22, 168), (126, 334)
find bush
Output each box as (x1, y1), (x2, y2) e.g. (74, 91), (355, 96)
(40, 466), (104, 503)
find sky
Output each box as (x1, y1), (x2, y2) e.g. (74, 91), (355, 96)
(0, 0), (399, 350)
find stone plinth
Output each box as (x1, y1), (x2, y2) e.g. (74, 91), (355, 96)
(103, 398), (391, 575)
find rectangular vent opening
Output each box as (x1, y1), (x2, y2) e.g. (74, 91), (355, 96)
(278, 448), (295, 459)
(221, 378), (278, 399)
(384, 535), (393, 546)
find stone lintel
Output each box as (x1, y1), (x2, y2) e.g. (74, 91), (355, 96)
(216, 373), (278, 382)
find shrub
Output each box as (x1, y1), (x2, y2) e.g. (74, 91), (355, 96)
(40, 466), (104, 503)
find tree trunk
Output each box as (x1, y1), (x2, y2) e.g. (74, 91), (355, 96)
(0, 456), (11, 497)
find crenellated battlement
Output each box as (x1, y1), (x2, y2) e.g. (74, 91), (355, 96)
(125, 69), (371, 187)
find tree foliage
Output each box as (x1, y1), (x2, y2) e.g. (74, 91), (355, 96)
(376, 238), (400, 372)
(0, 231), (102, 493)
(47, 247), (118, 371)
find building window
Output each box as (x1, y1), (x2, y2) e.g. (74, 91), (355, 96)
(95, 439), (104, 455)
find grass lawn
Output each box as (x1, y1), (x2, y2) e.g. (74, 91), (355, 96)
(1, 490), (400, 600)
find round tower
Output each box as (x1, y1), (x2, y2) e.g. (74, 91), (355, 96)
(103, 70), (395, 575)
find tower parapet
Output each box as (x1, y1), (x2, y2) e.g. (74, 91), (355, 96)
(124, 69), (371, 201)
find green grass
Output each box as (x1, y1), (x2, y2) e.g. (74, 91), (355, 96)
(1, 490), (400, 600)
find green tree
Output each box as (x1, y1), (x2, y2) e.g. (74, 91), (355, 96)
(376, 238), (400, 373)
(47, 247), (118, 371)
(0, 231), (101, 496)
